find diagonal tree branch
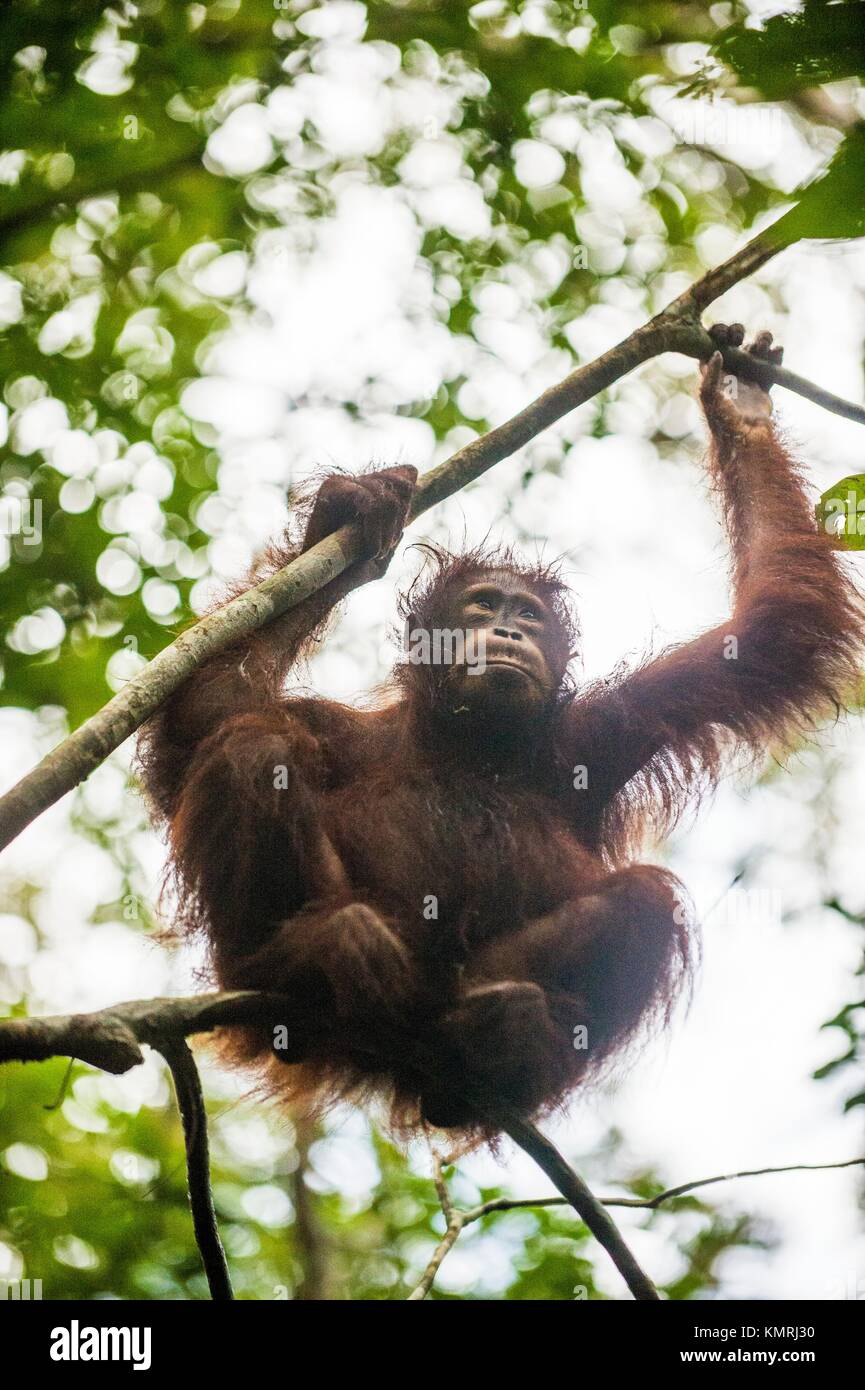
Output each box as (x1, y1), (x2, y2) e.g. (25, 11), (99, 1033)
(500, 1112), (659, 1300)
(477, 1154), (865, 1215)
(1, 218), (863, 855)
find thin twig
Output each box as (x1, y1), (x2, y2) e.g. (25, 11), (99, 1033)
(407, 1154), (865, 1299)
(160, 1039), (233, 1302)
(408, 1214), (466, 1301)
(611, 1154), (865, 1208)
(290, 1115), (331, 1301)
(406, 1152), (466, 1300)
(473, 1154), (865, 1216)
(2, 218), (863, 855)
(432, 1152), (456, 1223)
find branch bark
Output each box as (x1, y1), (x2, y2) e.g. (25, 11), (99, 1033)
(500, 1113), (659, 1300)
(0, 991), (305, 1067)
(0, 217), (863, 856)
(160, 1039), (233, 1302)
(289, 1116), (331, 1301)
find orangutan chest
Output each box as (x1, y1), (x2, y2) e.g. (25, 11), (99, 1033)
(325, 775), (589, 934)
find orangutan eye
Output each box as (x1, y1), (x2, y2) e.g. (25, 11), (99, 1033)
(473, 597), (494, 611)
(520, 605), (540, 621)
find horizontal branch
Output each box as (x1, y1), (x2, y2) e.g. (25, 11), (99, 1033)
(474, 1154), (865, 1216)
(0, 989), (658, 1301)
(0, 991), (278, 1301)
(0, 991), (305, 1070)
(1, 218), (863, 855)
(6, 990), (862, 1304)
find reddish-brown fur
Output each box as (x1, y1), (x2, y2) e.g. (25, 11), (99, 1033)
(137, 328), (864, 1138)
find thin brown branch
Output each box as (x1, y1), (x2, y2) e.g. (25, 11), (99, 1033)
(432, 1152), (456, 1223)
(612, 1154), (865, 1208)
(500, 1113), (659, 1300)
(1, 215), (862, 856)
(407, 1154), (865, 1299)
(406, 1151), (466, 1300)
(0, 990), (309, 1068)
(668, 227), (784, 314)
(472, 1154), (865, 1216)
(663, 322), (865, 424)
(408, 1214), (466, 1301)
(160, 1039), (233, 1302)
(407, 1133), (651, 1302)
(289, 1115), (331, 1301)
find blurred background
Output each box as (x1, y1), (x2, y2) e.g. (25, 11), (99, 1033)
(1, 0), (864, 1300)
